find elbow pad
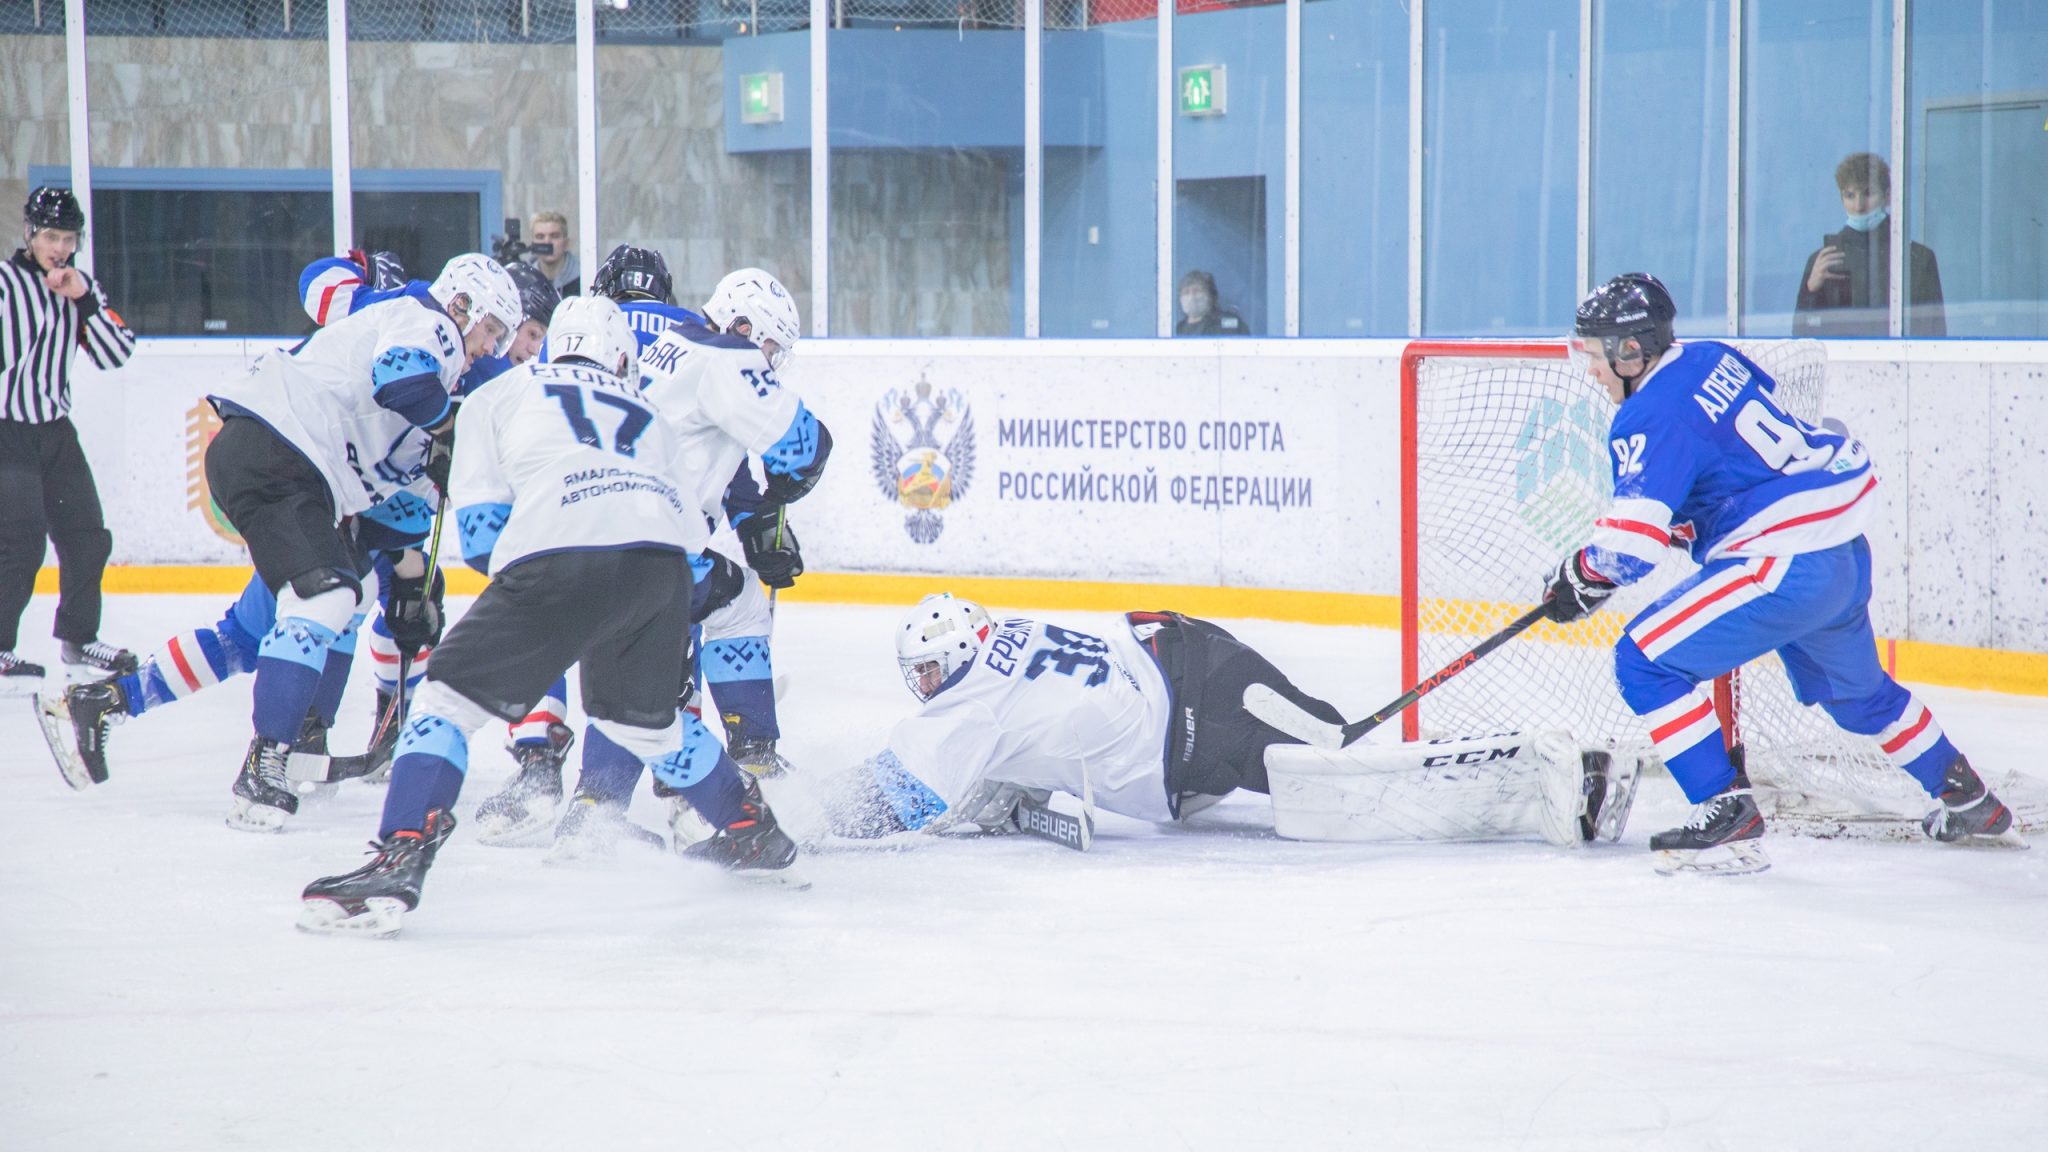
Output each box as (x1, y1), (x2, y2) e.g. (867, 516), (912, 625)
(762, 410), (832, 504)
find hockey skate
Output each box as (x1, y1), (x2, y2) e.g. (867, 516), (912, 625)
(1579, 750), (1641, 843)
(722, 711), (792, 778)
(60, 640), (137, 684)
(680, 775), (808, 888)
(298, 809), (457, 938)
(474, 723), (574, 847)
(1923, 756), (2026, 848)
(226, 734), (299, 833)
(0, 649), (46, 695)
(289, 712), (335, 799)
(543, 790), (666, 864)
(35, 675), (128, 789)
(1651, 767), (1769, 876)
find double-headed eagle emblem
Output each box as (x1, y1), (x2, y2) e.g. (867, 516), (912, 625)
(870, 376), (975, 544)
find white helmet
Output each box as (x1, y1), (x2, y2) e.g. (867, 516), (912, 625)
(896, 593), (991, 701)
(703, 267), (800, 371)
(429, 253), (522, 357)
(546, 295), (639, 384)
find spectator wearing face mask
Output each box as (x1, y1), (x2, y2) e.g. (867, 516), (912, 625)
(1793, 153), (1944, 337)
(1174, 270), (1249, 337)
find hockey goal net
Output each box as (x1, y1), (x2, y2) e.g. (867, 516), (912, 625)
(1399, 338), (2043, 836)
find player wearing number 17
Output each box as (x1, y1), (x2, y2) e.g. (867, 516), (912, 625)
(1545, 273), (2016, 875)
(299, 297), (801, 937)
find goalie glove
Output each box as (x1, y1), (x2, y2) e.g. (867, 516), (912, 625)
(737, 508), (803, 590)
(1542, 551), (1617, 623)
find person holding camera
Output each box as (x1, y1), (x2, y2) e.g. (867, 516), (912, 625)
(0, 187), (137, 689)
(1793, 153), (1944, 337)
(523, 211), (580, 297)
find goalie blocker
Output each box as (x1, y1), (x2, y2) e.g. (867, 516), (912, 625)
(1264, 731), (1642, 848)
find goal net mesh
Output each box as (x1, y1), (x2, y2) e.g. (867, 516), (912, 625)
(1403, 340), (2035, 834)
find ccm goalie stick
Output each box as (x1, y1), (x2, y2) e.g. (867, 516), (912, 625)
(1245, 603), (1549, 750)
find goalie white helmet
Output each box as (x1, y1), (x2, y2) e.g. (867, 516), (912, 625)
(429, 253), (522, 357)
(703, 267), (800, 371)
(896, 593), (992, 702)
(545, 295), (639, 384)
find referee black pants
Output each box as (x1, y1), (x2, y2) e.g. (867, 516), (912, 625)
(0, 417), (114, 652)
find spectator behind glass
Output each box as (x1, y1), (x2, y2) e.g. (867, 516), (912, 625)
(526, 211), (580, 297)
(1175, 269), (1249, 336)
(1793, 153), (1944, 337)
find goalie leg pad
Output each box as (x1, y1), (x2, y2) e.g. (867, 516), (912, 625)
(1266, 731), (1590, 846)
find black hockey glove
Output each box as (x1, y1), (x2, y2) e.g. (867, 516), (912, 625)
(692, 549), (748, 622)
(1541, 551), (1617, 624)
(384, 565), (446, 653)
(425, 421), (457, 498)
(738, 508), (803, 590)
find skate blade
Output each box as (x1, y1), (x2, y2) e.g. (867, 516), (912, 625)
(225, 796), (291, 833)
(730, 862), (812, 890)
(473, 806), (560, 848)
(1939, 826), (2030, 850)
(0, 675), (43, 698)
(296, 896), (405, 938)
(32, 692), (98, 791)
(1654, 840), (1771, 877)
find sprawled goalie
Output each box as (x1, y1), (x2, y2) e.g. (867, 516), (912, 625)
(820, 595), (1638, 850)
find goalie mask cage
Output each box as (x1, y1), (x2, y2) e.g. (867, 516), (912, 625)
(1397, 338), (2042, 836)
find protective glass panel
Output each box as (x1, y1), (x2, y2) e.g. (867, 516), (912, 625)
(1420, 0), (1579, 336)
(350, 0), (572, 301)
(2, 4), (71, 246)
(1589, 0), (1728, 334)
(1299, 0), (1406, 338)
(603, 15), (813, 326)
(828, 14), (1022, 336)
(83, 0), (331, 336)
(1740, 0), (1891, 337)
(1041, 2), (1157, 338)
(1908, 0), (2048, 338)
(1171, 0), (1282, 338)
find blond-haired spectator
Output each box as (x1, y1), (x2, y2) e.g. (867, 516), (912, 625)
(526, 211), (580, 297)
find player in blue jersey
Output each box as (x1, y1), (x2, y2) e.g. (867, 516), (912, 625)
(1541, 273), (2016, 874)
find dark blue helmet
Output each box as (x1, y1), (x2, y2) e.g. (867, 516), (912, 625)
(504, 260), (561, 327)
(592, 244), (673, 305)
(1574, 273), (1675, 377)
(24, 186), (85, 232)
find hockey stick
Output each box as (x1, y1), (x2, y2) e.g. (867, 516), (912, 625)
(303, 501), (450, 784)
(1006, 793), (1093, 852)
(1245, 603), (1550, 750)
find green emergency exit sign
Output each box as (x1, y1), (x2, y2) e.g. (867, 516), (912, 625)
(741, 72), (784, 124)
(1178, 65), (1226, 117)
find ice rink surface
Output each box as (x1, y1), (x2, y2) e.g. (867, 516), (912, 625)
(3, 593), (2045, 1151)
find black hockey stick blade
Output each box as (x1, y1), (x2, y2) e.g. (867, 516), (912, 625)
(1337, 604), (1550, 747)
(1009, 794), (1093, 852)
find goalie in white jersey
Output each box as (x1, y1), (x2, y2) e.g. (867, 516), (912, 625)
(299, 297), (802, 937)
(824, 596), (1634, 849)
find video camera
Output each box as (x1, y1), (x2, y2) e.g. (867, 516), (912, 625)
(490, 217), (555, 266)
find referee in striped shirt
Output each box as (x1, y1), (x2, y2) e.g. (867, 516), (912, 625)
(0, 187), (137, 686)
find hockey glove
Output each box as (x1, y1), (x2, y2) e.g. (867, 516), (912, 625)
(1541, 551), (1617, 624)
(692, 549), (748, 621)
(738, 508), (804, 590)
(425, 422), (457, 498)
(384, 566), (446, 653)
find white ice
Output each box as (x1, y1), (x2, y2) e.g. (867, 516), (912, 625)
(3, 593), (2045, 1151)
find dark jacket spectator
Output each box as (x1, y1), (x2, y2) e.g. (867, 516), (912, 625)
(1794, 153), (1944, 337)
(1175, 270), (1250, 337)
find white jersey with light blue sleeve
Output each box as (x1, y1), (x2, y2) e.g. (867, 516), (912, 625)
(868, 616), (1175, 827)
(638, 317), (825, 521)
(1584, 340), (1877, 586)
(208, 294), (466, 519)
(449, 358), (706, 578)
